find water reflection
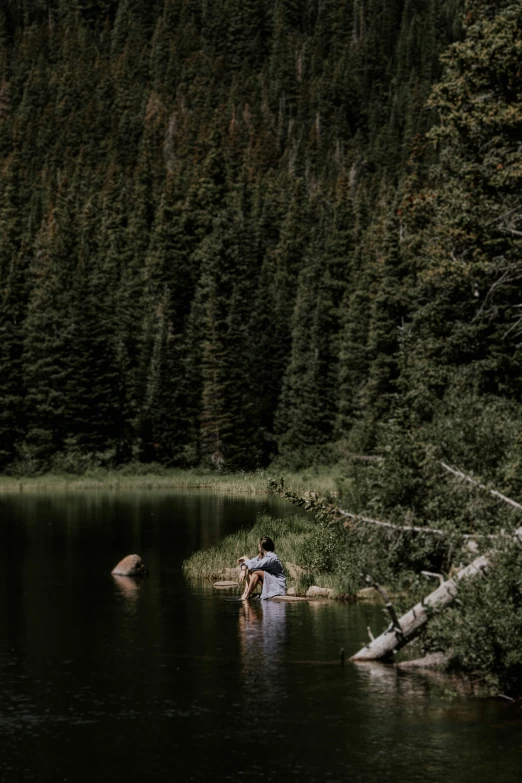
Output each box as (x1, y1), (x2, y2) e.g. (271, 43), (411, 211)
(238, 600), (287, 700)
(2, 492), (522, 783)
(354, 660), (482, 701)
(111, 575), (143, 604)
(352, 659), (497, 739)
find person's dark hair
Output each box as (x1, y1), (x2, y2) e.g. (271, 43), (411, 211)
(259, 536), (275, 552)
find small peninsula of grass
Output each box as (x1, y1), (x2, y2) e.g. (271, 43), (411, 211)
(0, 465), (340, 495)
(183, 512), (350, 597)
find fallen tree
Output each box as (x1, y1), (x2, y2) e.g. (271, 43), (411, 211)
(268, 475), (503, 540)
(268, 472), (522, 662)
(350, 471), (522, 661)
(350, 553), (491, 661)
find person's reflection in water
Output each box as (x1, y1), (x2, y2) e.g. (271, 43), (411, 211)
(238, 599), (287, 701)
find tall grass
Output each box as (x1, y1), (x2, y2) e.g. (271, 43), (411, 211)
(183, 513), (351, 596)
(0, 466), (341, 495)
(183, 514), (314, 578)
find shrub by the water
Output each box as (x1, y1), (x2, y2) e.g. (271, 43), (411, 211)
(423, 540), (522, 697)
(263, 392), (522, 695)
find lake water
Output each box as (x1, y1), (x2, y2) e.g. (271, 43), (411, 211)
(0, 491), (520, 782)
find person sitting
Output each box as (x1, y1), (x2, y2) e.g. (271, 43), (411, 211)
(237, 536), (287, 601)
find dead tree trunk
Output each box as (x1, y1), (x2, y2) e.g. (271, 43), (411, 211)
(352, 523), (522, 660)
(351, 555), (490, 661)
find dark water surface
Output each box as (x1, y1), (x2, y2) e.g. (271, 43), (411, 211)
(0, 491), (520, 783)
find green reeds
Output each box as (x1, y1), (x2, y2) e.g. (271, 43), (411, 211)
(183, 514), (313, 579)
(0, 466), (341, 495)
(183, 513), (350, 597)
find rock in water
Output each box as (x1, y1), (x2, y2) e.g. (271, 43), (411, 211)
(306, 585), (334, 598)
(111, 554), (148, 577)
(396, 652), (451, 670)
(356, 587), (380, 600)
(285, 562), (308, 580)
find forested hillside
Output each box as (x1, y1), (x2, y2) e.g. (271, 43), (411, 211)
(0, 0), (521, 476)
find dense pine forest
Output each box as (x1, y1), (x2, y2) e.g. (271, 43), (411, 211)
(1, 0), (521, 477)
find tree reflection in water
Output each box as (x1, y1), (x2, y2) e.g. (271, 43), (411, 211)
(354, 660), (489, 726)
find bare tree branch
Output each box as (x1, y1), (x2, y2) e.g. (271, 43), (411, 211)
(483, 205), (521, 228)
(340, 509), (447, 536)
(340, 508), (498, 540)
(440, 461), (522, 511)
(503, 303), (522, 340)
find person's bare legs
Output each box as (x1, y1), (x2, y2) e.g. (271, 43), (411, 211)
(240, 571), (251, 600)
(240, 570), (257, 599)
(241, 570), (264, 600)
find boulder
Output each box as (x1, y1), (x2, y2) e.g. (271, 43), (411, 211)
(271, 595), (309, 602)
(356, 586), (380, 600)
(213, 581), (238, 589)
(111, 554), (148, 577)
(396, 652), (451, 670)
(285, 562), (309, 580)
(356, 586), (398, 600)
(305, 585), (335, 598)
(219, 567), (241, 579)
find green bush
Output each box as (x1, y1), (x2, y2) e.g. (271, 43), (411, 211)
(424, 539), (522, 696)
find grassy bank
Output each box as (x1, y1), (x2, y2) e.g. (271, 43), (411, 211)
(183, 512), (350, 597)
(0, 465), (341, 494)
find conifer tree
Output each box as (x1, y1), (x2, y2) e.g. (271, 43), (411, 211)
(400, 0), (522, 415)
(276, 229), (341, 463)
(22, 190), (77, 465)
(0, 0), (488, 472)
(138, 181), (198, 465)
(0, 158), (28, 465)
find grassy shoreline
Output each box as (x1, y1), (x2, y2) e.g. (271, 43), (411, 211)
(183, 512), (351, 598)
(0, 466), (341, 494)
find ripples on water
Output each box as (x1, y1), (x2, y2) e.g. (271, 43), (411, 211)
(0, 491), (520, 782)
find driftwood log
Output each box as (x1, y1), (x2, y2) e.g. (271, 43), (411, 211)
(269, 469), (522, 661)
(351, 526), (522, 661)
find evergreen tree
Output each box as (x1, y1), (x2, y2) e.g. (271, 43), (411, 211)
(0, 0), (494, 472)
(22, 190), (77, 465)
(276, 227), (342, 463)
(399, 0), (522, 417)
(139, 182), (198, 465)
(0, 159), (28, 465)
